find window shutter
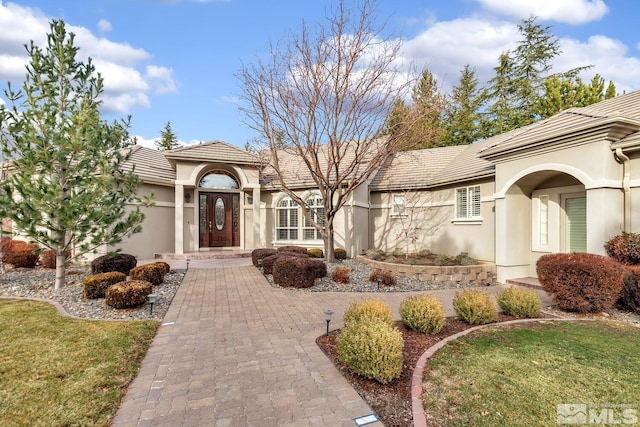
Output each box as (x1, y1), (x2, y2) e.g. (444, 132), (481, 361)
(565, 197), (586, 253)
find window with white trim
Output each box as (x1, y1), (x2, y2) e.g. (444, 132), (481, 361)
(276, 195), (325, 241)
(276, 198), (298, 240)
(539, 195), (549, 245)
(455, 186), (481, 219)
(304, 196), (325, 240)
(391, 194), (406, 216)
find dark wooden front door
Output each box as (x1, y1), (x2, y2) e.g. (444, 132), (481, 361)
(199, 193), (240, 247)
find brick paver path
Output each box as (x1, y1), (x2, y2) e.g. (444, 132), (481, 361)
(112, 262), (552, 426)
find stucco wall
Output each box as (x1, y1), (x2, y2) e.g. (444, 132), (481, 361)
(370, 180), (495, 262)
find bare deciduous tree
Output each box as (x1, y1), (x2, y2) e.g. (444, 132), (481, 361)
(238, 0), (420, 261)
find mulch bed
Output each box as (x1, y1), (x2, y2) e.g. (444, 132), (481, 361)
(316, 314), (521, 427)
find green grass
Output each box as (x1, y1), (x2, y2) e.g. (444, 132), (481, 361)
(0, 300), (159, 427)
(423, 321), (640, 427)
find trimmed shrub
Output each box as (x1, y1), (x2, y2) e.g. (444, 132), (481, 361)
(496, 287), (541, 318)
(605, 232), (640, 265)
(455, 252), (478, 266)
(83, 272), (127, 299)
(262, 252), (309, 275)
(417, 249), (432, 257)
(40, 249), (72, 269)
(3, 240), (39, 268)
(334, 248), (347, 260)
(620, 266), (640, 312)
(453, 289), (498, 325)
(272, 257), (327, 288)
(130, 263), (165, 286)
(434, 254), (454, 266)
(91, 253), (137, 275)
(105, 280), (153, 309)
(277, 245), (308, 255)
(251, 248), (278, 267)
(152, 261), (171, 275)
(331, 266), (351, 284)
(307, 248), (324, 258)
(343, 298), (393, 328)
(368, 269), (396, 287)
(537, 253), (623, 313)
(337, 320), (404, 384)
(399, 295), (445, 334)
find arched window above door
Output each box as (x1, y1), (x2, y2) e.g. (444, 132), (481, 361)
(198, 170), (239, 189)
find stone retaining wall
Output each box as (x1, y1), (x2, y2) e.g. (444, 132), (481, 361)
(355, 255), (497, 286)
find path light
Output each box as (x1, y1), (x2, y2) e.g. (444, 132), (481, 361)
(323, 309), (334, 336)
(186, 258), (191, 271)
(148, 293), (157, 315)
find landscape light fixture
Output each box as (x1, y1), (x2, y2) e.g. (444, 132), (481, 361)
(323, 309), (334, 336)
(186, 258), (191, 271)
(148, 293), (157, 315)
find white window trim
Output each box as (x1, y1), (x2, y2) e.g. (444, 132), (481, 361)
(391, 193), (407, 217)
(274, 193), (325, 243)
(453, 185), (482, 223)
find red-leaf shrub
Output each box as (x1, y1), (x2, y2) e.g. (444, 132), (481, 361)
(331, 266), (351, 284)
(261, 252), (308, 275)
(605, 232), (640, 265)
(368, 269), (396, 287)
(91, 253), (137, 275)
(277, 245), (308, 255)
(3, 240), (39, 268)
(40, 249), (72, 269)
(536, 253), (623, 313)
(272, 257), (327, 288)
(620, 266), (640, 312)
(251, 248), (278, 267)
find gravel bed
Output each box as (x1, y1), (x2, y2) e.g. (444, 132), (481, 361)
(0, 265), (185, 321)
(265, 259), (487, 292)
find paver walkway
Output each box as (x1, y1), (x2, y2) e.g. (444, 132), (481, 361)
(112, 260), (553, 426)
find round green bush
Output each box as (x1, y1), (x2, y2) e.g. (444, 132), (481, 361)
(307, 248), (324, 258)
(399, 294), (445, 333)
(453, 289), (498, 325)
(334, 248), (347, 260)
(336, 320), (404, 384)
(496, 287), (541, 318)
(343, 299), (393, 328)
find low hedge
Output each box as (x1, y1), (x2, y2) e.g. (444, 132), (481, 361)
(343, 298), (394, 328)
(130, 263), (165, 286)
(105, 280), (153, 309)
(91, 253), (137, 275)
(251, 248), (278, 267)
(262, 252), (308, 275)
(334, 248), (347, 260)
(83, 272), (127, 299)
(399, 294), (445, 333)
(620, 266), (640, 312)
(537, 253), (623, 313)
(272, 257), (327, 288)
(307, 248), (324, 258)
(496, 287), (541, 318)
(277, 245), (309, 255)
(453, 289), (498, 325)
(605, 232), (640, 265)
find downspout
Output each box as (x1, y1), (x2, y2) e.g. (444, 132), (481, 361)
(615, 147), (631, 232)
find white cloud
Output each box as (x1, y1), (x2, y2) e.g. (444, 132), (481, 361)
(0, 2), (177, 115)
(97, 19), (112, 33)
(131, 135), (188, 149)
(146, 65), (177, 94)
(220, 95), (240, 104)
(475, 0), (609, 25)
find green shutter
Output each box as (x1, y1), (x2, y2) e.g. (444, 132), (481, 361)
(566, 197), (586, 253)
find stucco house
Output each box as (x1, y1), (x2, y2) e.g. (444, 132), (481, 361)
(112, 90), (640, 283)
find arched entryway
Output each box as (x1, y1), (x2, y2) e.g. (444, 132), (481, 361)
(197, 170), (240, 247)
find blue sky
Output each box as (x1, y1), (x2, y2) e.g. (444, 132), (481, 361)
(1, 0), (639, 149)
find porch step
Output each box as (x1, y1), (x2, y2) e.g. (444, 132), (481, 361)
(506, 276), (543, 290)
(153, 250), (252, 261)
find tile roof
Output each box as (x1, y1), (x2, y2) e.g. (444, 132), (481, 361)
(124, 145), (176, 184)
(164, 140), (261, 165)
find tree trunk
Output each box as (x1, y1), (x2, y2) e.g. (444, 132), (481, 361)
(54, 252), (66, 290)
(325, 223), (335, 263)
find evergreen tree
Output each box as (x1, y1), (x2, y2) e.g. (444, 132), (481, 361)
(0, 20), (149, 289)
(441, 65), (483, 145)
(480, 53), (519, 137)
(535, 74), (618, 118)
(156, 121), (180, 150)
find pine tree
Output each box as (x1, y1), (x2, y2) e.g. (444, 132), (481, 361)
(441, 65), (483, 145)
(156, 121), (180, 150)
(0, 20), (148, 289)
(481, 53), (519, 137)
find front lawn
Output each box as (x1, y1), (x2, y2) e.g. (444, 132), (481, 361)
(0, 300), (158, 426)
(423, 321), (640, 426)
